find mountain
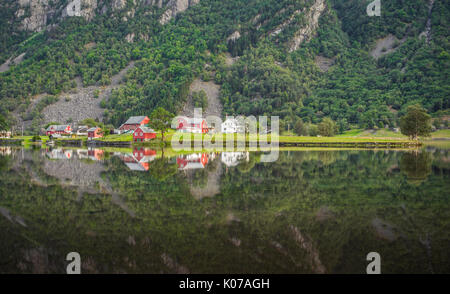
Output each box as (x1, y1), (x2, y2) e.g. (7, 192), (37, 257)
(0, 0), (448, 133)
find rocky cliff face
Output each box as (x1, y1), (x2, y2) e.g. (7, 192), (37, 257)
(13, 0), (202, 32)
(288, 0), (326, 52)
(15, 0), (52, 32)
(159, 0), (200, 24)
(15, 0), (99, 32)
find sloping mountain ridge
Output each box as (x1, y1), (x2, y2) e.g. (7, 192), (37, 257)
(0, 0), (448, 133)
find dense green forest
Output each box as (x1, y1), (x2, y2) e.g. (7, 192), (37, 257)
(0, 0), (448, 130)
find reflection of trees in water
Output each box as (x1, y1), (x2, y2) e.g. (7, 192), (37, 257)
(1, 148), (449, 273)
(149, 157), (178, 182)
(400, 151), (432, 185)
(0, 155), (10, 171)
(317, 151), (338, 166)
(191, 169), (209, 188)
(236, 153), (257, 173)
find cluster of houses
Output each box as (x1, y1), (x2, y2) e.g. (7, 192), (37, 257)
(45, 116), (157, 142)
(0, 130), (12, 138)
(44, 115), (245, 142)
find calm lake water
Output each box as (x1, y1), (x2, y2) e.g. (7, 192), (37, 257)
(0, 146), (449, 274)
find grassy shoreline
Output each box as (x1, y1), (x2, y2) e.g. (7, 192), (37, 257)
(3, 128), (449, 148)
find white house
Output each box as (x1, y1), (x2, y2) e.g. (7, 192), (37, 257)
(221, 118), (244, 134)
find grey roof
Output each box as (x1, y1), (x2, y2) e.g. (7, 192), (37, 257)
(46, 125), (70, 131)
(75, 125), (89, 132)
(87, 127), (100, 132)
(136, 126), (155, 133)
(124, 116), (148, 125)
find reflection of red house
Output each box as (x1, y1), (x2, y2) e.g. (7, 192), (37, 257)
(88, 149), (104, 161)
(177, 153), (208, 170)
(133, 127), (156, 142)
(46, 125), (72, 136)
(87, 127), (103, 140)
(45, 148), (73, 160)
(176, 117), (208, 134)
(119, 148), (157, 172)
(133, 147), (157, 162)
(119, 116), (150, 131)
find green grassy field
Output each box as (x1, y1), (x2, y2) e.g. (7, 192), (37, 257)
(95, 134), (133, 142)
(336, 129), (407, 138)
(8, 128), (448, 147)
(430, 129), (450, 139)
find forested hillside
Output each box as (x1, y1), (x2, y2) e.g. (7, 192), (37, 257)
(0, 0), (448, 132)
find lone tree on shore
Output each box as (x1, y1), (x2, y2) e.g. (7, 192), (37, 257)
(400, 104), (432, 140)
(149, 107), (175, 142)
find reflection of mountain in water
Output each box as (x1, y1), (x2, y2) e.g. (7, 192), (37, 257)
(185, 153), (223, 200)
(1, 148), (449, 274)
(42, 148), (107, 194)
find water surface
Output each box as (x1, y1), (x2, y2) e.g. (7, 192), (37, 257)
(0, 146), (449, 273)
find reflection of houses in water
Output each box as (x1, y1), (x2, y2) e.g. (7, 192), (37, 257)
(0, 146), (12, 155)
(45, 148), (73, 160)
(88, 148), (104, 161)
(177, 153), (209, 170)
(44, 148), (106, 161)
(120, 148), (157, 172)
(0, 131), (12, 138)
(76, 149), (89, 159)
(221, 152), (249, 167)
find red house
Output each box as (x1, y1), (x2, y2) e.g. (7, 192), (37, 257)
(119, 116), (150, 132)
(87, 127), (103, 140)
(46, 125), (72, 136)
(176, 117), (208, 133)
(133, 126), (156, 142)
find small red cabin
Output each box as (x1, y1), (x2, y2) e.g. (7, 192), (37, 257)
(176, 117), (208, 133)
(46, 125), (72, 136)
(119, 116), (150, 131)
(87, 127), (103, 140)
(133, 126), (156, 142)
